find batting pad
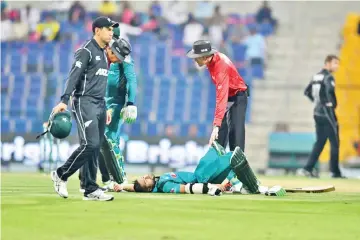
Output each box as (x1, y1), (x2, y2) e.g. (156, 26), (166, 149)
(230, 147), (260, 194)
(100, 136), (124, 184)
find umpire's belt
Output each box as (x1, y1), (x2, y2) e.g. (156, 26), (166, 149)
(228, 90), (247, 102)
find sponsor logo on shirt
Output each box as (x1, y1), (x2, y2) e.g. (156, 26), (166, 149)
(96, 56), (101, 61)
(95, 68), (108, 76)
(75, 61), (82, 68)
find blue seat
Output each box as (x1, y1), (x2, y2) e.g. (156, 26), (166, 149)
(268, 132), (317, 170)
(43, 53), (55, 72)
(14, 119), (27, 133)
(129, 122), (141, 136)
(26, 42), (41, 51)
(198, 124), (208, 137)
(171, 56), (182, 75)
(32, 120), (44, 133)
(27, 52), (41, 72)
(27, 97), (39, 107)
(1, 75), (10, 92)
(10, 54), (23, 72)
(9, 41), (25, 49)
(1, 51), (7, 73)
(147, 122), (158, 136)
(179, 123), (190, 137)
(1, 94), (7, 107)
(25, 107), (39, 119)
(12, 85), (25, 96)
(59, 52), (71, 73)
(1, 118), (10, 133)
(231, 44), (247, 62)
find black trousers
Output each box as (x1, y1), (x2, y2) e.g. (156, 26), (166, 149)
(79, 151), (111, 188)
(56, 97), (106, 194)
(304, 112), (341, 176)
(217, 91), (248, 151)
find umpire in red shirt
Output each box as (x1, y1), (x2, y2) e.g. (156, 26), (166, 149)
(187, 40), (248, 151)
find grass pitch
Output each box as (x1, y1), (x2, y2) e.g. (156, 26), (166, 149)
(2, 173), (360, 240)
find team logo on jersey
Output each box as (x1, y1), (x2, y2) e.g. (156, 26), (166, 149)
(170, 188), (175, 193)
(75, 61), (82, 68)
(95, 68), (108, 76)
(96, 56), (101, 61)
(170, 173), (177, 178)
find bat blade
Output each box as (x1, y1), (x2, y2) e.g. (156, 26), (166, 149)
(285, 185), (335, 193)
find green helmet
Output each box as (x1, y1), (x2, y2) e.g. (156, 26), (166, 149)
(113, 26), (120, 39)
(36, 111), (72, 140)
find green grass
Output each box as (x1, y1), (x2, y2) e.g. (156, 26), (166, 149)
(2, 173), (360, 240)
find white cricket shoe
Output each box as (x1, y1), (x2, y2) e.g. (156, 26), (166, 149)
(83, 189), (114, 201)
(51, 171), (68, 198)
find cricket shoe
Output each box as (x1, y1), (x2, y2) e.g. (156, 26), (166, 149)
(80, 187), (107, 193)
(51, 171), (68, 198)
(297, 168), (319, 178)
(83, 189), (114, 201)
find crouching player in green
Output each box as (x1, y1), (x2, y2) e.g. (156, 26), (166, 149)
(79, 27), (137, 192)
(101, 27), (137, 188)
(115, 142), (286, 196)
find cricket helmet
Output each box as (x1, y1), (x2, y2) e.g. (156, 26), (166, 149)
(112, 26), (120, 39)
(36, 111), (72, 140)
(109, 37), (132, 62)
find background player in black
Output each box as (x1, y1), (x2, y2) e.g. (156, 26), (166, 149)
(300, 55), (345, 178)
(50, 17), (120, 201)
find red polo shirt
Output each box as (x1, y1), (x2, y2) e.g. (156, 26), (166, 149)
(207, 52), (247, 127)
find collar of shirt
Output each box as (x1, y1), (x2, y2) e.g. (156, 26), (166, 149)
(321, 68), (330, 75)
(207, 52), (220, 68)
(91, 38), (105, 51)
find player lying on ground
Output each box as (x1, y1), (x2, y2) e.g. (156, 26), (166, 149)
(113, 142), (285, 196)
(79, 27), (137, 192)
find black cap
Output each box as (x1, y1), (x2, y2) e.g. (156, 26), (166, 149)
(186, 40), (217, 59)
(92, 16), (119, 33)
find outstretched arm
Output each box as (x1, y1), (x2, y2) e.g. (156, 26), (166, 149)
(123, 56), (137, 105)
(114, 183), (135, 192)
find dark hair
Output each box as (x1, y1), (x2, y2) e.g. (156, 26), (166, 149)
(325, 55), (339, 63)
(133, 180), (147, 192)
(133, 176), (159, 193)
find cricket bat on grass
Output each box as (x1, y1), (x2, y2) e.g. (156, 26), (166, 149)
(285, 185), (335, 193)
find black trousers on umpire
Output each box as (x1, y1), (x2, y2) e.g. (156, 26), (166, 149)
(218, 91), (248, 151)
(56, 96), (106, 195)
(304, 112), (341, 176)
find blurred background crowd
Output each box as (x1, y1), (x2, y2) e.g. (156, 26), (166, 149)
(1, 1), (359, 175)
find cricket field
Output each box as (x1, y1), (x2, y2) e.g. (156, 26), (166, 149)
(1, 173), (360, 240)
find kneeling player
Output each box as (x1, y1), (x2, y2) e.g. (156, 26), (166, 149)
(116, 142), (285, 196)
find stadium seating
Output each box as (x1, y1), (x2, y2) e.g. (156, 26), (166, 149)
(267, 132), (318, 171)
(0, 10), (275, 136)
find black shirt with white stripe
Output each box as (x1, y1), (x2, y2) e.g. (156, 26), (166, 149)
(304, 69), (337, 117)
(61, 38), (109, 105)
